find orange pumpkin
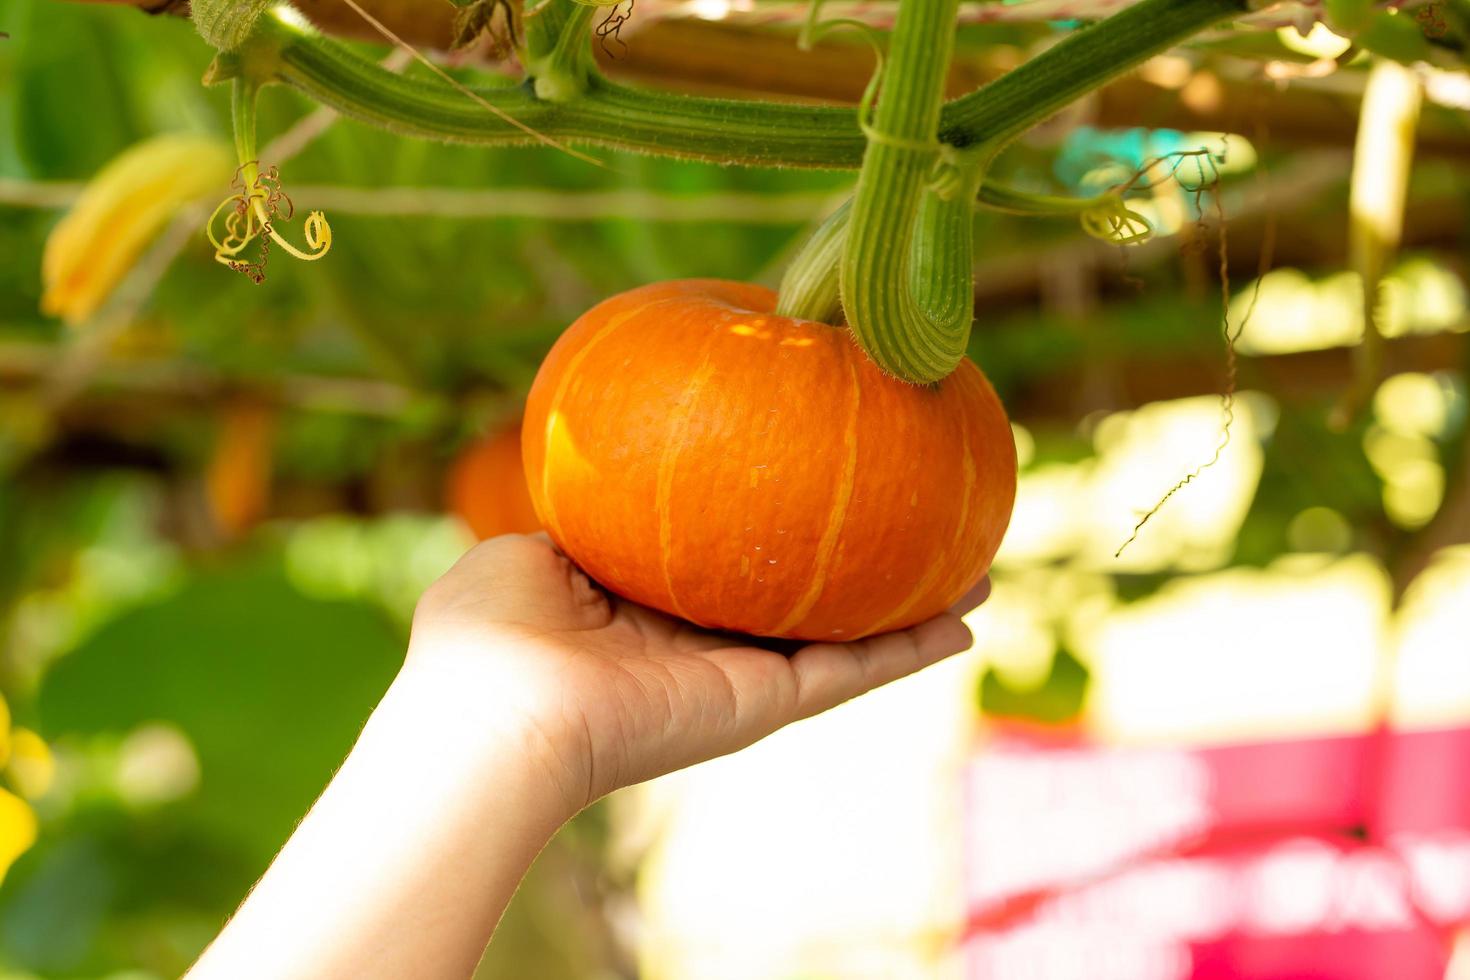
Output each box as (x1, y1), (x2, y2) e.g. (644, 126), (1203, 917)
(205, 399), (276, 538)
(447, 423), (542, 540)
(522, 279), (1017, 641)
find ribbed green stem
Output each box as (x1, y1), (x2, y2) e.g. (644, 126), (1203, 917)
(774, 200), (849, 322)
(263, 9), (864, 166)
(941, 0), (1247, 149)
(244, 0), (1244, 169)
(231, 76), (260, 165)
(976, 183), (1113, 216)
(837, 0), (982, 383)
(775, 174), (1126, 326)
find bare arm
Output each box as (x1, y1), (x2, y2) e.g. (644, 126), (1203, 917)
(188, 535), (988, 979)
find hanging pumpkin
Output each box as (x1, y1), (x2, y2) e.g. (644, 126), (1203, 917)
(522, 279), (1017, 642)
(447, 422), (542, 540)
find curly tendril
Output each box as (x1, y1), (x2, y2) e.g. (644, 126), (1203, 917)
(1112, 141), (1246, 557)
(571, 0), (636, 57)
(1075, 145), (1228, 247)
(207, 161), (331, 283)
(798, 0), (911, 153)
(1080, 196), (1154, 244)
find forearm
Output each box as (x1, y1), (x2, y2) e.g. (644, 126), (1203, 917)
(188, 654), (577, 980)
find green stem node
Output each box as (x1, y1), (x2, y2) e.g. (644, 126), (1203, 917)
(523, 0), (597, 101)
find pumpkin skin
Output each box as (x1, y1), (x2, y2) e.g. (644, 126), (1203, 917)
(522, 279), (1016, 642)
(447, 423), (542, 540)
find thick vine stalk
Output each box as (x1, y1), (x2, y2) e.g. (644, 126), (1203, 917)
(836, 0), (981, 383)
(203, 0), (1247, 170)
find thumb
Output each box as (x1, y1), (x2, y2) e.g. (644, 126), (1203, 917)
(421, 535), (612, 635)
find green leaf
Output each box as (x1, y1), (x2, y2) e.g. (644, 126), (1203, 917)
(1327, 0), (1377, 35)
(7, 0), (141, 178)
(38, 556), (403, 864)
(979, 646), (1090, 725)
(1356, 10), (1434, 64)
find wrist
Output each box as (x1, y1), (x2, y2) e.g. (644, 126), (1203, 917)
(390, 648), (592, 824)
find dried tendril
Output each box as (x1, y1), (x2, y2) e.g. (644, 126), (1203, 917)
(207, 161), (331, 284)
(452, 0), (522, 57)
(592, 0), (635, 57)
(1108, 143), (1264, 557)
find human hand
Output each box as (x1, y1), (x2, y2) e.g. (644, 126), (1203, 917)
(190, 534), (989, 980)
(408, 534), (990, 817)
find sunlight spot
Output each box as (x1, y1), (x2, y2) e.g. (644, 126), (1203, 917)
(1233, 261), (1468, 356)
(1278, 22), (1351, 60)
(1383, 459), (1444, 529)
(117, 723), (200, 807)
(1012, 423), (1035, 470)
(1392, 546), (1470, 726)
(1287, 506), (1352, 554)
(1375, 372), (1451, 439)
(1086, 556), (1390, 744)
(688, 0), (731, 20)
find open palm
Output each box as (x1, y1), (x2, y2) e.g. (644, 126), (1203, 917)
(409, 534), (989, 811)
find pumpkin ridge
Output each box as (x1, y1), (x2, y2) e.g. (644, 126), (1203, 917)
(655, 326), (724, 624)
(538, 298), (666, 542)
(857, 365), (982, 636)
(945, 374), (984, 602)
(771, 351), (862, 636)
(867, 433), (974, 636)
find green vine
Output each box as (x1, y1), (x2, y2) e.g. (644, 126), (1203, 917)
(192, 0), (1250, 376)
(202, 0), (1246, 169)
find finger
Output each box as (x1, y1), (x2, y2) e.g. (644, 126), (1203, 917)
(949, 575), (992, 616)
(788, 612), (973, 720)
(689, 645), (808, 748)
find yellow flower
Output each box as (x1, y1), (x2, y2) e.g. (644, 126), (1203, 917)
(41, 133), (234, 326)
(0, 692), (40, 884)
(0, 692), (11, 768)
(0, 787), (37, 885)
(7, 729), (55, 801)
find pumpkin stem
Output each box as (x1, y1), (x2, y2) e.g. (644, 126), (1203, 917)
(774, 200), (849, 324)
(835, 0), (986, 383)
(777, 165), (1160, 326)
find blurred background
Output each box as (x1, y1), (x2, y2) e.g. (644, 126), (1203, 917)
(1, 0), (1469, 977)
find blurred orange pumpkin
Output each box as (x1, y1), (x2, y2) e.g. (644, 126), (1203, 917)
(205, 399), (277, 538)
(523, 279), (1017, 642)
(447, 422), (542, 540)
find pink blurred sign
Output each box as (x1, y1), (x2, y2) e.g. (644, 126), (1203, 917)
(962, 724), (1470, 979)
